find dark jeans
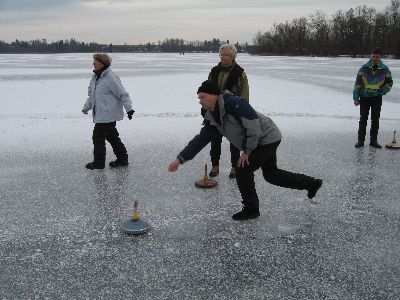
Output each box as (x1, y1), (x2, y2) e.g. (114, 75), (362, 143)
(210, 133), (240, 168)
(92, 122), (128, 166)
(357, 96), (382, 143)
(235, 141), (316, 211)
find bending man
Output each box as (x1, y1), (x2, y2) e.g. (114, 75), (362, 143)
(168, 80), (322, 220)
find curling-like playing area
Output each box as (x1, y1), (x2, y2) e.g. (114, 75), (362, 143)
(1, 53), (399, 299)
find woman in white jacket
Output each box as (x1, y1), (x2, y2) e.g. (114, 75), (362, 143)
(82, 53), (134, 170)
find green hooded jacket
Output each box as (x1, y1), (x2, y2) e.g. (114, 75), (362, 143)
(353, 59), (393, 100)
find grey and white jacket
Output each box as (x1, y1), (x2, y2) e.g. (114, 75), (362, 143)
(178, 93), (282, 163)
(83, 68), (133, 123)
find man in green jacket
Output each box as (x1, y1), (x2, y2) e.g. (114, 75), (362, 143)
(353, 47), (393, 148)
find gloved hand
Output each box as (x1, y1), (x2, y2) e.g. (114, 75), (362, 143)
(127, 110), (135, 120)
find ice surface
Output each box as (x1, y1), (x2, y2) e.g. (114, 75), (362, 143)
(0, 53), (399, 299)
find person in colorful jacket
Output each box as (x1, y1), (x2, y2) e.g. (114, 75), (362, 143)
(168, 80), (322, 221)
(202, 43), (249, 179)
(82, 53), (135, 170)
(353, 47), (393, 148)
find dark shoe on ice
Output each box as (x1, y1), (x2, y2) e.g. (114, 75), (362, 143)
(355, 142), (364, 148)
(229, 167), (236, 179)
(209, 166), (219, 177)
(307, 179), (322, 199)
(369, 142), (382, 149)
(85, 162), (105, 170)
(232, 208), (260, 221)
(109, 160), (129, 168)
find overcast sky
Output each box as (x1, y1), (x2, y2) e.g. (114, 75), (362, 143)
(0, 0), (391, 44)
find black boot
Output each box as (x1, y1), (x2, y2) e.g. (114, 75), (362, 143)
(109, 159), (129, 168)
(232, 207), (260, 221)
(307, 179), (322, 199)
(369, 141), (382, 148)
(355, 142), (364, 148)
(85, 162), (105, 170)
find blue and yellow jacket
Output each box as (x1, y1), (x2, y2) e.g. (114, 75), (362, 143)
(353, 59), (393, 100)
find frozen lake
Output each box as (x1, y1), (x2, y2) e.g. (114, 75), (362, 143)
(0, 53), (399, 299)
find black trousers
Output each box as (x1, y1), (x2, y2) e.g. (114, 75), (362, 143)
(92, 122), (128, 166)
(357, 96), (382, 143)
(210, 133), (240, 168)
(235, 141), (316, 211)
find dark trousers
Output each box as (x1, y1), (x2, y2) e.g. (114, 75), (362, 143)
(92, 122), (128, 166)
(358, 96), (382, 143)
(210, 133), (240, 167)
(235, 141), (316, 211)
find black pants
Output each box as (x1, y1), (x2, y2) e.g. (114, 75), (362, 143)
(92, 122), (128, 166)
(357, 96), (382, 143)
(210, 133), (240, 167)
(235, 141), (316, 211)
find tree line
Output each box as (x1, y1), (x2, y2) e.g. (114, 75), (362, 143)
(0, 37), (248, 54)
(252, 0), (400, 57)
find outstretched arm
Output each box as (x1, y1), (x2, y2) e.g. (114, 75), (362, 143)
(168, 124), (219, 172)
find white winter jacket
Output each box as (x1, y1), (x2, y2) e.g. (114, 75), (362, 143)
(83, 68), (133, 123)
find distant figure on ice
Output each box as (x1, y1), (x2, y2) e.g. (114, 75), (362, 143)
(168, 81), (322, 220)
(353, 47), (393, 148)
(82, 53), (135, 170)
(202, 43), (249, 179)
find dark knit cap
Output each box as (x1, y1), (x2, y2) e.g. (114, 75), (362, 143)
(197, 80), (220, 95)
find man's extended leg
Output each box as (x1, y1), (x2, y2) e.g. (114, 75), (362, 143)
(260, 142), (322, 198)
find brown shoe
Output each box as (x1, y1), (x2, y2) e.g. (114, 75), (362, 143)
(229, 167), (236, 178)
(209, 166), (219, 177)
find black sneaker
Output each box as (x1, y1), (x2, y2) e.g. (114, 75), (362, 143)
(355, 142), (364, 148)
(369, 142), (382, 149)
(109, 160), (129, 168)
(232, 208), (260, 221)
(85, 162), (105, 170)
(307, 179), (322, 199)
